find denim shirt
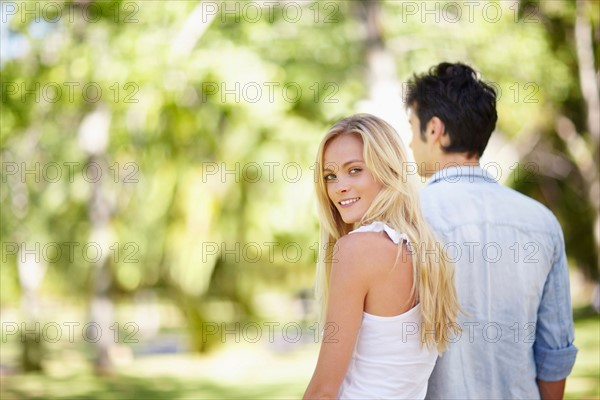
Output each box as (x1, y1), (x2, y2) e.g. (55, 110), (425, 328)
(421, 166), (577, 399)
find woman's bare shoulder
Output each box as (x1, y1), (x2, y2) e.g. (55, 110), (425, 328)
(333, 232), (401, 276)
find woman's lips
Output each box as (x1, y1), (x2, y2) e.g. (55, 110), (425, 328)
(338, 197), (360, 208)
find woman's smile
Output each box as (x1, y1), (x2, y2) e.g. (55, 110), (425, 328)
(338, 197), (360, 207)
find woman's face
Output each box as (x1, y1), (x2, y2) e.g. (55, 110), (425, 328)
(323, 133), (383, 224)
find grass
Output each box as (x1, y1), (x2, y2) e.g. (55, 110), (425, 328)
(1, 315), (598, 399)
(1, 339), (317, 399)
(565, 312), (600, 399)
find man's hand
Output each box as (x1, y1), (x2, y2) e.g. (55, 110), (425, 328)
(537, 379), (566, 400)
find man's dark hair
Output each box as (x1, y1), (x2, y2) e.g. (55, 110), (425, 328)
(405, 62), (498, 158)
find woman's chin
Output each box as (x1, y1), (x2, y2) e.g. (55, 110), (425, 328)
(340, 213), (361, 225)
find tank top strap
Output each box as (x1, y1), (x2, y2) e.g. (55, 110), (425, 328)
(349, 221), (411, 249)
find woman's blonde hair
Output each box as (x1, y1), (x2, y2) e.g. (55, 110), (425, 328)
(314, 113), (460, 353)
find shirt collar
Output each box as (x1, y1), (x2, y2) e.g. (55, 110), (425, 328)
(425, 164), (499, 186)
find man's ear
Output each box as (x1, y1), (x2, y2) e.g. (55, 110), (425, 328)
(426, 116), (446, 145)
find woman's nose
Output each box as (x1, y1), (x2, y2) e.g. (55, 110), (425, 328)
(335, 179), (349, 194)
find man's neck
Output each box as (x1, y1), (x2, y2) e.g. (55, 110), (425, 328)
(428, 153), (480, 178)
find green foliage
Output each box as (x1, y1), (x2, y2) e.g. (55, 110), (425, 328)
(1, 0), (597, 356)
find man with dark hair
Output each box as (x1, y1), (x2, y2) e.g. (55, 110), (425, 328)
(405, 62), (577, 399)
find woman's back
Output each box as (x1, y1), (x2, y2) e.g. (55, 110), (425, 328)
(337, 222), (437, 399)
(352, 221), (415, 318)
(338, 305), (437, 398)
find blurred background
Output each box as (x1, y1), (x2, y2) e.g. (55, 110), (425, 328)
(1, 0), (598, 398)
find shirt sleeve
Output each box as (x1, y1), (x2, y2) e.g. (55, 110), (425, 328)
(533, 225), (578, 381)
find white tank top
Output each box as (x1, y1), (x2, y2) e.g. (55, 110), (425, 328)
(338, 221), (438, 399)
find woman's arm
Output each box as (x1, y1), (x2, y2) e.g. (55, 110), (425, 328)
(303, 234), (373, 400)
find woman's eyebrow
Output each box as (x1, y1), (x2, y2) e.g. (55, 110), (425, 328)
(322, 159), (363, 172)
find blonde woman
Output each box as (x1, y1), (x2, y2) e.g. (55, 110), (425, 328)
(303, 114), (460, 399)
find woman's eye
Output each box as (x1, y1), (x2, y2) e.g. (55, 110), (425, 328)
(324, 173), (336, 181)
(349, 168), (362, 174)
